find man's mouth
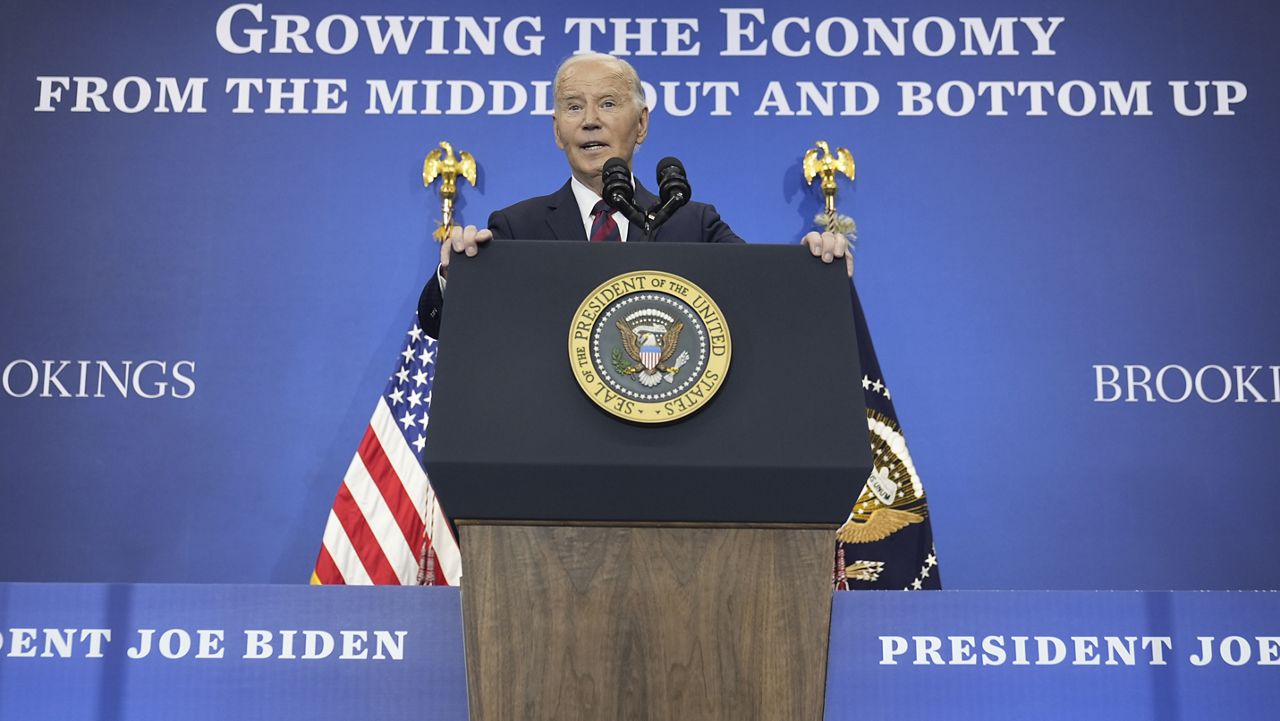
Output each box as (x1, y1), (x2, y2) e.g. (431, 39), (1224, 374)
(580, 142), (608, 151)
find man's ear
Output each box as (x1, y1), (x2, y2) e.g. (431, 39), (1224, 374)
(635, 106), (649, 145)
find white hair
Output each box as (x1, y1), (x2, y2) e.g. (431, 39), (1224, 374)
(552, 53), (646, 108)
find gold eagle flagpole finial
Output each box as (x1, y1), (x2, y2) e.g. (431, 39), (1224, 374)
(802, 139), (857, 238)
(423, 140), (478, 242)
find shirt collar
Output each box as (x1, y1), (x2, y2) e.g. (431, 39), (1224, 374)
(569, 175), (630, 242)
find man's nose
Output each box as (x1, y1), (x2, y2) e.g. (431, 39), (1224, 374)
(581, 105), (601, 128)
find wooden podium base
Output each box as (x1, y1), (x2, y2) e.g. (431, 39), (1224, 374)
(458, 523), (834, 721)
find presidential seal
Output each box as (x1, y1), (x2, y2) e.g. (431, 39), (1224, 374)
(568, 271), (731, 423)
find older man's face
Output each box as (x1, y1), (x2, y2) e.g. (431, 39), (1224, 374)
(552, 59), (649, 194)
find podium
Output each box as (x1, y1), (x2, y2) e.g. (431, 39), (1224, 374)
(425, 241), (871, 721)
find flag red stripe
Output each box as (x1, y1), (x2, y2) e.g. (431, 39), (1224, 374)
(313, 543), (345, 585)
(332, 482), (401, 585)
(357, 425), (426, 556)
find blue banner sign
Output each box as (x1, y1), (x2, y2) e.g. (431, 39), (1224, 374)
(0, 583), (468, 721)
(3, 584), (1276, 720)
(825, 590), (1280, 720)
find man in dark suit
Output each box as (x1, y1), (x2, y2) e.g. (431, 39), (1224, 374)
(485, 180), (743, 246)
(419, 53), (848, 338)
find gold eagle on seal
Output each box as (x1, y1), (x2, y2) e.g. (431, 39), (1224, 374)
(837, 507), (923, 543)
(837, 410), (927, 543)
(615, 320), (684, 388)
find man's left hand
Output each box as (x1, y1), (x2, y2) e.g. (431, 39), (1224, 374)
(801, 231), (853, 277)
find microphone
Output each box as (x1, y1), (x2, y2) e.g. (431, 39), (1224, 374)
(601, 157), (651, 232)
(646, 156), (691, 231)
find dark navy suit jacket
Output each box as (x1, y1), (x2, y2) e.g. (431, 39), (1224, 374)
(418, 180), (744, 338)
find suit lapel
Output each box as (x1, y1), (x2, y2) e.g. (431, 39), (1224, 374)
(545, 181), (588, 241)
(544, 178), (659, 242)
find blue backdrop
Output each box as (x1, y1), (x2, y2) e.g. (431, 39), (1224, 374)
(2, 0), (1276, 589)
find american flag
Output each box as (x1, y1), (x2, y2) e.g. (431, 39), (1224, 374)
(312, 319), (461, 586)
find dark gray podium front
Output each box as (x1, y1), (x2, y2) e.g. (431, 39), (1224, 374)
(424, 241), (870, 721)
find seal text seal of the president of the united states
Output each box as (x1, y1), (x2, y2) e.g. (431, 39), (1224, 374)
(568, 271), (731, 423)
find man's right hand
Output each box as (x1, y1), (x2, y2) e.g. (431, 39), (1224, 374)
(439, 225), (493, 275)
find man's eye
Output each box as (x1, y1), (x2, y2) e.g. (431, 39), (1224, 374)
(565, 103), (582, 112)
(601, 99), (617, 109)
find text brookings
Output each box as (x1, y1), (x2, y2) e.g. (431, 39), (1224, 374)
(2, 359), (196, 399)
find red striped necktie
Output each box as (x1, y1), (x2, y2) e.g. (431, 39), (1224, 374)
(590, 200), (621, 243)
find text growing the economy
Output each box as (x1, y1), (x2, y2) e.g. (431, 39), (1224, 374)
(27, 5), (1249, 119)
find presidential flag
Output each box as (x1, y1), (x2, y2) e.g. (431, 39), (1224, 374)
(312, 319), (460, 586)
(834, 288), (941, 590)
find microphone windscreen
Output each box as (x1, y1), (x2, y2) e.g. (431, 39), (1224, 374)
(604, 157), (630, 178)
(656, 156), (685, 181)
(655, 156), (690, 205)
(602, 157), (635, 206)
